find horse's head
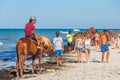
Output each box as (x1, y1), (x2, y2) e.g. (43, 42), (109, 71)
(39, 36), (52, 52)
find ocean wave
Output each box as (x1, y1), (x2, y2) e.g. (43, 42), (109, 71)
(59, 31), (68, 34)
(73, 29), (80, 32)
(0, 50), (16, 62)
(0, 42), (3, 46)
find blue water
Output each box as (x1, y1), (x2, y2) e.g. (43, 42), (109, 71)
(0, 29), (119, 63)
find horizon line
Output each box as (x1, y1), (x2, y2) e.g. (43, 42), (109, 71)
(0, 28), (120, 30)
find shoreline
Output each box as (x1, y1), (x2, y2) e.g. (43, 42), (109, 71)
(0, 30), (120, 80)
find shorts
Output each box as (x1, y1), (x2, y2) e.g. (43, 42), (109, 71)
(76, 45), (82, 51)
(76, 47), (82, 51)
(101, 44), (109, 52)
(55, 50), (63, 56)
(85, 44), (91, 50)
(68, 42), (72, 47)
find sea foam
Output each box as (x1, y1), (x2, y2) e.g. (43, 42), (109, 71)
(0, 42), (3, 46)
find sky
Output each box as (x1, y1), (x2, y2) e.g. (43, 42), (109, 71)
(0, 0), (120, 29)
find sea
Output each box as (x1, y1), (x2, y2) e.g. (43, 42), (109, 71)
(0, 28), (119, 69)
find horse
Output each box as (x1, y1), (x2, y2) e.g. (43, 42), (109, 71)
(16, 36), (52, 77)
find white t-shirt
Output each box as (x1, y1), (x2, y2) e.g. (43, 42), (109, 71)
(85, 38), (91, 45)
(53, 37), (63, 50)
(76, 38), (84, 48)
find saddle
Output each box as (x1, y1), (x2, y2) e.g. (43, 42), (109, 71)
(26, 37), (38, 45)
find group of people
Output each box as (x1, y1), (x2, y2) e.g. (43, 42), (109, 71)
(73, 30), (110, 63)
(24, 16), (111, 66)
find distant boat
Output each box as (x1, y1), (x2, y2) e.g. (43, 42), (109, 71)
(59, 31), (68, 34)
(73, 29), (80, 32)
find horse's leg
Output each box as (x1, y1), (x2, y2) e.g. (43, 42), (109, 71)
(16, 57), (19, 77)
(19, 54), (27, 77)
(32, 55), (35, 74)
(19, 55), (23, 78)
(38, 55), (42, 74)
(20, 43), (27, 77)
(38, 49), (43, 74)
(16, 49), (21, 77)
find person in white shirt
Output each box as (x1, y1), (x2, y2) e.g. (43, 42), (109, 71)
(84, 35), (91, 63)
(53, 32), (64, 65)
(74, 35), (84, 63)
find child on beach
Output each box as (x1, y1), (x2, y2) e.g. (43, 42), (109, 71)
(101, 31), (110, 63)
(53, 32), (64, 65)
(74, 35), (84, 63)
(84, 35), (91, 63)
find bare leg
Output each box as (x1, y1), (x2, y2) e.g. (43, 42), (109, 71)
(68, 46), (71, 53)
(86, 50), (88, 62)
(32, 55), (35, 74)
(106, 51), (110, 63)
(77, 51), (82, 63)
(59, 55), (63, 65)
(102, 52), (105, 63)
(98, 41), (100, 50)
(95, 41), (97, 50)
(79, 51), (82, 63)
(87, 50), (90, 62)
(77, 51), (79, 62)
(56, 56), (59, 65)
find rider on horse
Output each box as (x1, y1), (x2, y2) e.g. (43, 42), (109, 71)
(24, 16), (41, 48)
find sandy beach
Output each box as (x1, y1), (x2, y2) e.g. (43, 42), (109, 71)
(0, 30), (119, 80)
(12, 45), (120, 80)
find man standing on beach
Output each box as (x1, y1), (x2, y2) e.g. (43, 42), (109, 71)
(53, 32), (64, 65)
(101, 31), (110, 63)
(66, 31), (74, 53)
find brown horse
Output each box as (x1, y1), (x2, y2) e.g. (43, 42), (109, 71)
(16, 36), (52, 77)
